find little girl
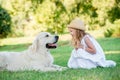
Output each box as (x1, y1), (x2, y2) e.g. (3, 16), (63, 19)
(67, 18), (116, 69)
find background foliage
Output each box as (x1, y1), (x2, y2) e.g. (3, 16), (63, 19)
(0, 0), (120, 38)
(0, 6), (11, 38)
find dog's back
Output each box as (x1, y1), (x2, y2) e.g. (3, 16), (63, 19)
(0, 51), (29, 71)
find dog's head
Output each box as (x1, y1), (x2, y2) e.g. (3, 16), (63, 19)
(30, 32), (59, 52)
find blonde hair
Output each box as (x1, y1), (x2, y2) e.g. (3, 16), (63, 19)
(71, 28), (86, 47)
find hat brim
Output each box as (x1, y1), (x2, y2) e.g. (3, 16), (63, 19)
(67, 25), (76, 29)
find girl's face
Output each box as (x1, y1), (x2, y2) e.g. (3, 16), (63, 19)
(68, 28), (76, 37)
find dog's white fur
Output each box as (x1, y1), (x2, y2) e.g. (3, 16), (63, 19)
(0, 32), (66, 72)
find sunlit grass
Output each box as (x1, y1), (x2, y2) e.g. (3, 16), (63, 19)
(105, 51), (120, 54)
(0, 37), (34, 46)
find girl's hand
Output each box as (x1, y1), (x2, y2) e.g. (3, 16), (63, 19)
(75, 41), (84, 50)
(77, 44), (84, 49)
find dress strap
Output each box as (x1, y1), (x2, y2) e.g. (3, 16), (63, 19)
(83, 34), (90, 40)
(81, 34), (91, 47)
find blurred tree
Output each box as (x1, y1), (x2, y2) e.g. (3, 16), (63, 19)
(67, 0), (98, 30)
(48, 0), (67, 34)
(0, 6), (11, 38)
(107, 0), (120, 23)
(0, 0), (119, 37)
(92, 0), (115, 26)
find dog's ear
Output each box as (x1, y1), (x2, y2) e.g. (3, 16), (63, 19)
(30, 38), (38, 53)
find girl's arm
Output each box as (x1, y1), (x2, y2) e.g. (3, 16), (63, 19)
(84, 37), (96, 54)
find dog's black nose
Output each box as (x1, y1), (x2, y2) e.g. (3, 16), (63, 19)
(55, 36), (59, 40)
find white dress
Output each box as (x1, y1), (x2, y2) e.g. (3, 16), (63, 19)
(67, 35), (116, 69)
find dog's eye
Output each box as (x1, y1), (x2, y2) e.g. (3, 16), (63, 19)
(45, 35), (49, 37)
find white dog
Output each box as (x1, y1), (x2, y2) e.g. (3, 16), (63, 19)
(0, 32), (66, 72)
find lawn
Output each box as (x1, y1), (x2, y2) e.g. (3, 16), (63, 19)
(0, 37), (120, 80)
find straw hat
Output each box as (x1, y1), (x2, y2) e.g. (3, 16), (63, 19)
(68, 18), (86, 31)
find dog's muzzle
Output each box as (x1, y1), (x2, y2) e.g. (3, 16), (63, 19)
(46, 36), (59, 49)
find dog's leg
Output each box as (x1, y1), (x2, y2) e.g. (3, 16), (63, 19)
(32, 65), (66, 72)
(39, 64), (67, 72)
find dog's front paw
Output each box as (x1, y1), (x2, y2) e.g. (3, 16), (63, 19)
(61, 67), (68, 70)
(57, 67), (68, 71)
(51, 65), (68, 71)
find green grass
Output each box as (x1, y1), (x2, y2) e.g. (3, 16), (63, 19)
(0, 37), (120, 80)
